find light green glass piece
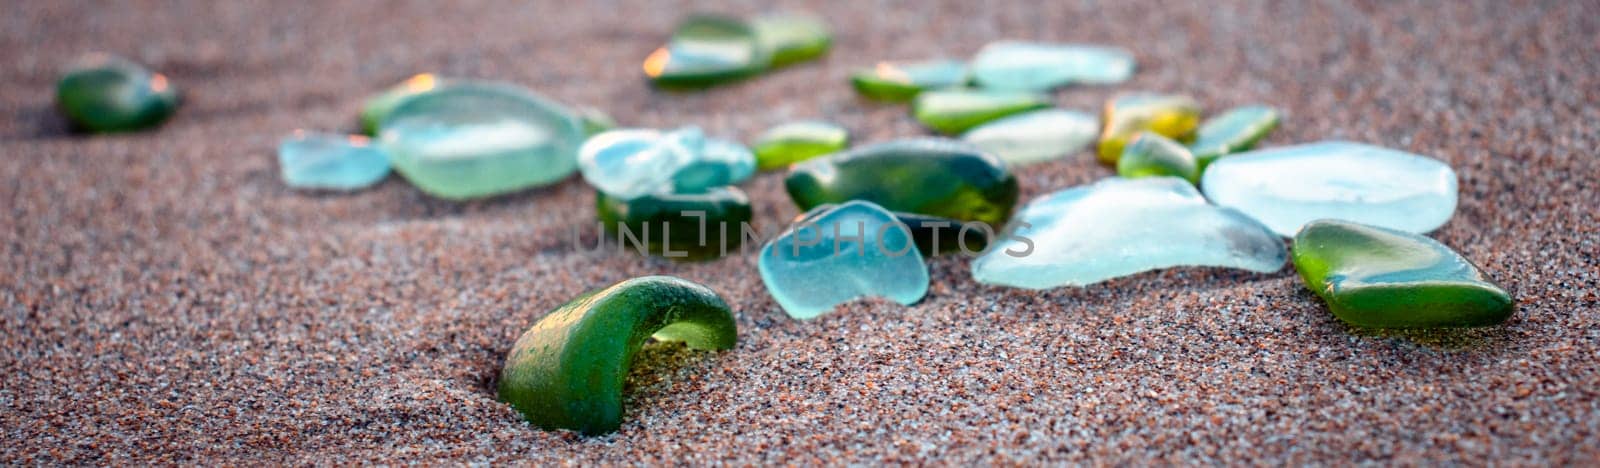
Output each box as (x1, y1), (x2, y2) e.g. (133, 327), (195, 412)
(1117, 132), (1199, 184)
(753, 121), (849, 170)
(1191, 105), (1281, 167)
(751, 13), (831, 67)
(912, 89), (1051, 135)
(360, 74), (444, 135)
(378, 81), (585, 200)
(1292, 219), (1514, 328)
(849, 59), (968, 102)
(1097, 93), (1201, 164)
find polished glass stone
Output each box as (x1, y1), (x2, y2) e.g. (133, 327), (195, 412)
(970, 41), (1135, 91)
(750, 13), (831, 67)
(785, 138), (1019, 226)
(758, 201), (929, 319)
(961, 109), (1098, 166)
(578, 126), (755, 200)
(578, 107), (616, 137)
(801, 204), (987, 257)
(499, 276), (736, 435)
(1117, 132), (1199, 184)
(1190, 105), (1280, 167)
(360, 74), (443, 135)
(912, 89), (1051, 135)
(753, 120), (849, 170)
(596, 186), (753, 260)
(1292, 219), (1514, 328)
(277, 131), (391, 191)
(1097, 93), (1202, 164)
(849, 59), (968, 102)
(1201, 141), (1458, 236)
(643, 14), (769, 88)
(972, 177), (1286, 289)
(55, 54), (178, 133)
(378, 81), (585, 200)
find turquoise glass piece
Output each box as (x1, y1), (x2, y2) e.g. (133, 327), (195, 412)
(960, 109), (1098, 165)
(1200, 141), (1459, 236)
(377, 81), (585, 200)
(972, 177), (1286, 289)
(758, 201), (929, 319)
(1116, 132), (1199, 184)
(970, 41), (1135, 91)
(578, 126), (755, 200)
(278, 131), (391, 191)
(750, 13), (832, 67)
(1190, 105), (1280, 167)
(643, 15), (769, 88)
(1293, 219), (1514, 328)
(912, 89), (1051, 135)
(55, 54), (178, 133)
(849, 59), (969, 102)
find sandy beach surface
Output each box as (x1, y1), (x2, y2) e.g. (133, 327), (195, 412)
(2, 0), (1597, 464)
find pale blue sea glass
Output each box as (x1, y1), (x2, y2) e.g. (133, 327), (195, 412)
(378, 81), (585, 200)
(578, 126), (755, 199)
(1200, 141), (1458, 236)
(278, 131), (391, 190)
(972, 177), (1286, 289)
(970, 41), (1135, 91)
(960, 109), (1099, 165)
(758, 201), (929, 319)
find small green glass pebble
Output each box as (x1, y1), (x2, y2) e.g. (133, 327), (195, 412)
(1117, 132), (1200, 184)
(360, 74), (443, 135)
(753, 121), (849, 170)
(912, 89), (1051, 135)
(1190, 105), (1280, 168)
(596, 187), (753, 260)
(750, 13), (831, 67)
(55, 55), (178, 133)
(1097, 93), (1201, 164)
(643, 14), (769, 89)
(1292, 219), (1515, 329)
(786, 138), (1018, 226)
(499, 276), (737, 435)
(849, 59), (968, 102)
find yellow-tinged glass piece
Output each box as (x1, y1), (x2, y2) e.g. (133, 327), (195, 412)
(1097, 93), (1201, 164)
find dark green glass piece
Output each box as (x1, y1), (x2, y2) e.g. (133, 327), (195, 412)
(912, 89), (1051, 135)
(498, 276), (737, 435)
(849, 59), (968, 102)
(643, 15), (769, 89)
(55, 55), (178, 133)
(1117, 132), (1199, 184)
(1191, 105), (1281, 168)
(1292, 219), (1515, 329)
(785, 138), (1018, 226)
(596, 187), (753, 260)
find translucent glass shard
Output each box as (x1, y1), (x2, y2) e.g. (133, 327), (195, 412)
(578, 126), (755, 200)
(960, 109), (1098, 166)
(971, 41), (1135, 91)
(758, 201), (929, 319)
(278, 131), (391, 191)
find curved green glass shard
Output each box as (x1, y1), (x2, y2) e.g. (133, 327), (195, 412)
(849, 59), (968, 102)
(499, 276), (738, 435)
(644, 15), (769, 88)
(55, 54), (178, 133)
(596, 186), (753, 260)
(913, 89), (1051, 135)
(785, 138), (1019, 226)
(1292, 219), (1514, 329)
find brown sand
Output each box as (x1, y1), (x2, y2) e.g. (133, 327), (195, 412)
(3, 0), (1598, 464)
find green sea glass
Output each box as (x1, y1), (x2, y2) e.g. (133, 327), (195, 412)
(644, 15), (769, 88)
(849, 59), (968, 102)
(1191, 105), (1280, 167)
(785, 138), (1018, 226)
(499, 276), (737, 435)
(55, 54), (178, 133)
(1097, 93), (1201, 164)
(751, 13), (831, 67)
(596, 187), (753, 260)
(1117, 132), (1199, 184)
(912, 89), (1051, 135)
(753, 121), (849, 170)
(1292, 219), (1514, 328)
(360, 74), (443, 135)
